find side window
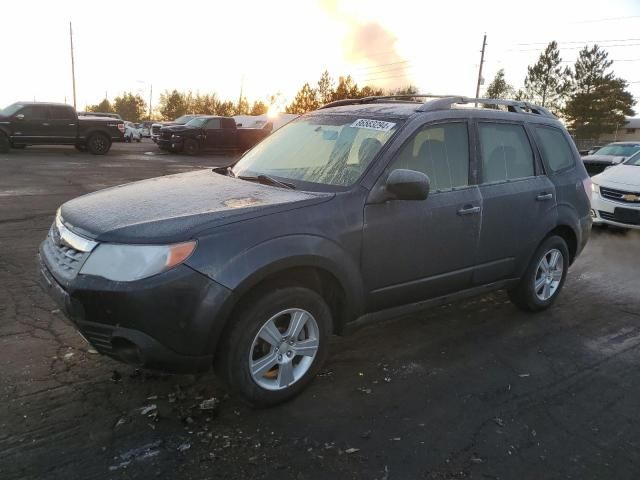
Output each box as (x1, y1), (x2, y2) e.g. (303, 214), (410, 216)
(206, 118), (221, 129)
(478, 123), (534, 183)
(389, 122), (469, 192)
(534, 126), (575, 173)
(21, 106), (48, 120)
(49, 106), (75, 120)
(221, 118), (235, 129)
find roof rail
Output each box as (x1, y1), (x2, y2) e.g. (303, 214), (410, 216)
(418, 96), (556, 118)
(318, 94), (556, 118)
(317, 94), (461, 110)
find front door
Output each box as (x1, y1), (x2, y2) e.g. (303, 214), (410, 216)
(361, 121), (482, 311)
(204, 118), (224, 150)
(12, 105), (49, 144)
(472, 121), (557, 284)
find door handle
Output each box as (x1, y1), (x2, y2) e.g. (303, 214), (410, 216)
(42, 122), (50, 126)
(457, 205), (481, 216)
(68, 123), (76, 126)
(536, 193), (553, 201)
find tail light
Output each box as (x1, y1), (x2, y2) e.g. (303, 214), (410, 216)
(117, 122), (125, 133)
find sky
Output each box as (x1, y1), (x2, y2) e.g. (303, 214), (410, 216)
(2, 0), (640, 113)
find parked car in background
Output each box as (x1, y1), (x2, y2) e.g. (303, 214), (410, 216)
(0, 102), (124, 154)
(140, 121), (153, 138)
(591, 151), (640, 229)
(38, 95), (591, 406)
(233, 113), (299, 132)
(151, 115), (199, 144)
(78, 112), (124, 121)
(157, 115), (271, 154)
(581, 142), (640, 176)
(124, 122), (142, 143)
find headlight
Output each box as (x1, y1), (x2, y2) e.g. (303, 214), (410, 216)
(592, 182), (600, 193)
(171, 134), (181, 139)
(79, 241), (196, 282)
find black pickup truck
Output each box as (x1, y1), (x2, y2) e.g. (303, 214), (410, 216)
(157, 116), (271, 155)
(0, 102), (125, 154)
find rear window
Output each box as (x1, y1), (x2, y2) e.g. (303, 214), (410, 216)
(534, 126), (575, 173)
(478, 123), (535, 183)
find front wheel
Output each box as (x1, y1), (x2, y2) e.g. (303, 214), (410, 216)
(509, 235), (569, 312)
(87, 133), (111, 155)
(183, 139), (199, 155)
(217, 286), (332, 407)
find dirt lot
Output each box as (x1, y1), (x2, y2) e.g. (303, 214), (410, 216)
(1, 140), (640, 480)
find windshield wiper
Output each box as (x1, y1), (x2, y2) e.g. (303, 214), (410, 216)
(237, 174), (296, 190)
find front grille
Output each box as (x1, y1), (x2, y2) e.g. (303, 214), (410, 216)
(41, 224), (90, 281)
(161, 131), (172, 140)
(80, 323), (114, 353)
(599, 209), (640, 226)
(152, 125), (161, 135)
(600, 186), (640, 204)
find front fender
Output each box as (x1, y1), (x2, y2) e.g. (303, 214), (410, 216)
(190, 234), (365, 319)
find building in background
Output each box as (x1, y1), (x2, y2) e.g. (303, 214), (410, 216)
(599, 117), (640, 143)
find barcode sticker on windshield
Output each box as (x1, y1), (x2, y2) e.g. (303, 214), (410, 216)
(350, 119), (396, 132)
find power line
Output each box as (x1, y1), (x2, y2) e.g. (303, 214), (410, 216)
(510, 42), (640, 52)
(353, 60), (410, 72)
(515, 37), (640, 46)
(570, 15), (640, 24)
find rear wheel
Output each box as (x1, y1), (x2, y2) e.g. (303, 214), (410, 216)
(183, 139), (200, 155)
(0, 134), (9, 153)
(87, 133), (111, 155)
(509, 235), (569, 312)
(217, 286), (332, 407)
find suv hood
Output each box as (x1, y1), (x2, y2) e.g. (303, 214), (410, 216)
(582, 154), (626, 164)
(593, 165), (640, 188)
(60, 170), (330, 244)
(161, 125), (194, 133)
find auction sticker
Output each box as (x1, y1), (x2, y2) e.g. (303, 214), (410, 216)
(350, 119), (396, 132)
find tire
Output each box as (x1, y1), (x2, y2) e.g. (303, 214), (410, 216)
(217, 286), (332, 407)
(0, 134), (9, 153)
(508, 235), (570, 312)
(136, 138), (141, 143)
(183, 139), (200, 155)
(87, 133), (111, 155)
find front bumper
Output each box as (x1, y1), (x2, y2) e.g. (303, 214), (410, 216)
(591, 191), (640, 229)
(38, 252), (233, 373)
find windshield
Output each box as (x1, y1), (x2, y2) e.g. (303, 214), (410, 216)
(175, 115), (194, 125)
(625, 151), (640, 166)
(185, 117), (207, 127)
(595, 144), (640, 157)
(232, 114), (403, 187)
(0, 103), (24, 117)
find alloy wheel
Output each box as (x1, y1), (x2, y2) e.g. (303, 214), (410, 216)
(534, 248), (564, 301)
(249, 308), (320, 391)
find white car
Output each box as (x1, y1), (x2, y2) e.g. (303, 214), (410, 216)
(124, 122), (142, 143)
(591, 151), (640, 229)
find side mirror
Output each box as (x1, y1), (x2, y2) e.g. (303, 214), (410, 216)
(385, 169), (430, 201)
(14, 114), (24, 120)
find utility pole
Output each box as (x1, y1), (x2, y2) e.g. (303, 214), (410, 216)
(475, 33), (487, 106)
(149, 84), (153, 120)
(238, 74), (244, 113)
(69, 22), (77, 109)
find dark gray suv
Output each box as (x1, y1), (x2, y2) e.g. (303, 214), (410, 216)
(38, 95), (592, 406)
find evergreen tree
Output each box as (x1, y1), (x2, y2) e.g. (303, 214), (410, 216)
(523, 41), (571, 112)
(286, 83), (319, 114)
(250, 101), (268, 115)
(484, 69), (514, 99)
(85, 98), (114, 113)
(317, 70), (335, 105)
(564, 45), (635, 139)
(113, 92), (147, 122)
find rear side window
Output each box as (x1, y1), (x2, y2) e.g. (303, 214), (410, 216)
(534, 126), (575, 173)
(391, 122), (469, 191)
(48, 106), (75, 120)
(21, 106), (48, 120)
(206, 118), (221, 129)
(478, 123), (534, 183)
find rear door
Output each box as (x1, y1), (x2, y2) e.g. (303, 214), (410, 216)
(204, 118), (223, 150)
(220, 118), (238, 150)
(362, 120), (482, 311)
(472, 121), (557, 284)
(47, 106), (77, 143)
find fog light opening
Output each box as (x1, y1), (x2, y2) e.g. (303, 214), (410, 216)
(111, 338), (143, 366)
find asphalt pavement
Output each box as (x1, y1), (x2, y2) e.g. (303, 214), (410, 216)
(1, 140), (640, 480)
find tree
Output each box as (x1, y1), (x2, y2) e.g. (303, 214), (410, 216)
(317, 70), (335, 105)
(236, 96), (250, 115)
(86, 98), (114, 113)
(192, 93), (220, 115)
(390, 85), (419, 96)
(158, 90), (192, 120)
(564, 45), (635, 139)
(359, 85), (385, 98)
(484, 69), (514, 99)
(286, 83), (319, 114)
(523, 41), (571, 112)
(113, 92), (147, 121)
(217, 101), (236, 117)
(250, 100), (268, 115)
(331, 75), (359, 101)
